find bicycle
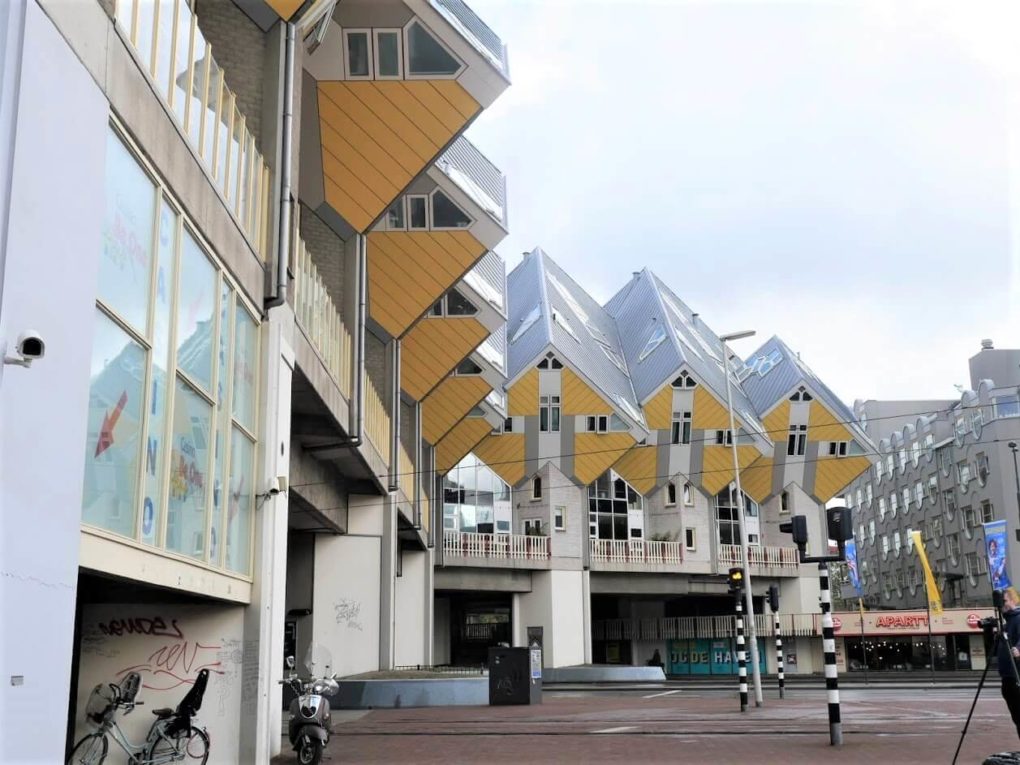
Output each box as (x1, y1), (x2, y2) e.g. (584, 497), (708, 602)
(68, 668), (210, 765)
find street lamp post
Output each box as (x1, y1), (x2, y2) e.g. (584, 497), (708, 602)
(720, 329), (763, 707)
(1009, 442), (1020, 543)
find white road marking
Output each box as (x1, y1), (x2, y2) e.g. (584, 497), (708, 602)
(592, 726), (638, 734)
(643, 690), (682, 699)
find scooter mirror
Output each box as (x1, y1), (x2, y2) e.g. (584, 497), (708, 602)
(286, 656), (295, 669)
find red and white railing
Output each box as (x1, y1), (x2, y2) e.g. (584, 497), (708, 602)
(589, 539), (683, 566)
(443, 531), (550, 561)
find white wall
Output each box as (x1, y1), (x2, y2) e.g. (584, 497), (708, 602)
(394, 550), (427, 666)
(0, 4), (107, 762)
(74, 604), (245, 765)
(517, 570), (587, 668)
(312, 533), (382, 677)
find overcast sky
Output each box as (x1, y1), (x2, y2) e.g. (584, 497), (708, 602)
(464, 0), (1020, 407)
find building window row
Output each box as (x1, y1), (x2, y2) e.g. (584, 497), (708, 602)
(83, 127), (258, 576)
(343, 21), (464, 81)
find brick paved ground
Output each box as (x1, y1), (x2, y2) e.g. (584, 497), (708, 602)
(274, 688), (1020, 764)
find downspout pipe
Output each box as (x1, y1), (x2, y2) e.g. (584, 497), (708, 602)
(265, 21), (295, 310)
(414, 402), (422, 530)
(389, 341), (400, 492)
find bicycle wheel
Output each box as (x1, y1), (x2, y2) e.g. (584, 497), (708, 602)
(67, 733), (108, 765)
(146, 725), (209, 764)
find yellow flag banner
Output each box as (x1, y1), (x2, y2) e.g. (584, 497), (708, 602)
(911, 530), (943, 617)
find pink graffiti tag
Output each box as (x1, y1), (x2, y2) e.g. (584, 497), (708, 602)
(116, 640), (224, 691)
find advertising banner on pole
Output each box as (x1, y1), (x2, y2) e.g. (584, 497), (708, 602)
(984, 519), (1012, 591)
(845, 538), (862, 595)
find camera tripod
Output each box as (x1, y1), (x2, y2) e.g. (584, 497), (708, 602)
(952, 592), (1020, 765)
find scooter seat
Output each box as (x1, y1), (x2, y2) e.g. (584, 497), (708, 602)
(152, 708), (173, 719)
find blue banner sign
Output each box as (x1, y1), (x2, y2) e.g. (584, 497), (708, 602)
(845, 538), (862, 594)
(984, 519), (1011, 591)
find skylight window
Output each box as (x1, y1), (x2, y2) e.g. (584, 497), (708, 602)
(511, 305), (540, 343)
(585, 320), (611, 347)
(601, 344), (625, 372)
(638, 325), (667, 362)
(552, 309), (579, 342)
(613, 394), (645, 426)
(546, 273), (590, 324)
(661, 292), (719, 362)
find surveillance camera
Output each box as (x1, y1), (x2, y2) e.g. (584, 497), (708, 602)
(3, 330), (45, 368)
(17, 331), (44, 360)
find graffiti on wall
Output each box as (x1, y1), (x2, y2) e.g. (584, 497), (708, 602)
(335, 599), (363, 631)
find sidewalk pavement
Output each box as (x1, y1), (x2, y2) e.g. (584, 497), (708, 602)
(272, 689), (1020, 763)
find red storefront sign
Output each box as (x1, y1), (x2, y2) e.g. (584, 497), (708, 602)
(830, 607), (993, 636)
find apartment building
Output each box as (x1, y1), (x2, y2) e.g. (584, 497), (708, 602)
(0, 0), (509, 762)
(435, 249), (875, 674)
(840, 341), (1020, 671)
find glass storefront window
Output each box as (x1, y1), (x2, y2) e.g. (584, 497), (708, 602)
(226, 427), (254, 573)
(100, 131), (156, 333)
(81, 310), (147, 538)
(165, 379), (212, 559)
(176, 230), (216, 392)
(85, 125), (259, 578)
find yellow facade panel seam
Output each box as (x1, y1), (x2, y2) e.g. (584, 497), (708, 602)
(341, 81), (440, 162)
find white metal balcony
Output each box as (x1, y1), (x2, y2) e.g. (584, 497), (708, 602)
(589, 539), (683, 569)
(443, 531), (550, 564)
(717, 544), (800, 572)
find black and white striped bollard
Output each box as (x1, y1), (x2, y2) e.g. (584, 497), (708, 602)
(773, 606), (785, 700)
(819, 562), (842, 745)
(736, 595), (748, 712)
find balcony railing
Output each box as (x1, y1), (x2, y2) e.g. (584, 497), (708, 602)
(443, 531), (550, 561)
(115, 0), (271, 257)
(717, 544), (800, 571)
(294, 238), (352, 397)
(590, 539), (683, 566)
(398, 443), (414, 498)
(364, 377), (390, 462)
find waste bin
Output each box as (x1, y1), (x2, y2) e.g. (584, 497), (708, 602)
(488, 647), (542, 705)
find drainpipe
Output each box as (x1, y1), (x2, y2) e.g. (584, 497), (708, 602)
(265, 21), (295, 310)
(414, 402), (422, 530)
(389, 340), (400, 492)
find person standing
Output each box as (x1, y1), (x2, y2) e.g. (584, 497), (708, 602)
(997, 587), (1020, 739)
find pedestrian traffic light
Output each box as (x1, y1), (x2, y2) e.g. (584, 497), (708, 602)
(728, 567), (744, 595)
(779, 515), (809, 558)
(768, 584), (780, 613)
(826, 506), (853, 543)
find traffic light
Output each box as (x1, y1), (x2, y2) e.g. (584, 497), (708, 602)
(826, 506), (853, 543)
(779, 515), (809, 547)
(768, 584), (780, 613)
(728, 567), (744, 595)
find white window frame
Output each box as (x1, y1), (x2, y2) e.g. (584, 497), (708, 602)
(407, 194), (430, 231)
(554, 506), (566, 531)
(665, 481), (676, 507)
(342, 29), (374, 80)
(685, 527), (697, 551)
(531, 476), (542, 500)
(683, 482), (694, 506)
(828, 441), (849, 457)
(372, 28), (403, 80)
(402, 18), (465, 80)
(715, 429), (733, 446)
(429, 187), (474, 231)
(523, 518), (543, 535)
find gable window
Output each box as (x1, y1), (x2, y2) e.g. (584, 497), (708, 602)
(685, 527), (697, 551)
(715, 430), (733, 446)
(828, 441), (848, 457)
(780, 491), (790, 513)
(454, 358), (483, 375)
(540, 395), (560, 433)
(787, 425), (806, 456)
(666, 482), (677, 506)
(639, 324), (667, 362)
(531, 476), (542, 500)
(683, 482), (693, 505)
(671, 372), (697, 389)
(554, 506), (566, 531)
(445, 288), (476, 316)
(374, 29), (402, 78)
(789, 386), (813, 402)
(386, 199), (405, 229)
(588, 471), (644, 541)
(430, 189), (472, 229)
(405, 20), (463, 77)
(344, 29), (372, 78)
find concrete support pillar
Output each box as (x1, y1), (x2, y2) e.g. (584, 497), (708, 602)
(379, 494), (397, 670)
(512, 592), (522, 647)
(240, 307), (294, 763)
(423, 549), (434, 665)
(582, 569), (592, 665)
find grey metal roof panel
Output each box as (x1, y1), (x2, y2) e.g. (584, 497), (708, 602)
(428, 0), (510, 79)
(505, 251), (550, 382)
(435, 136), (507, 228)
(603, 274), (640, 319)
(741, 335), (871, 445)
(610, 270), (683, 403)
